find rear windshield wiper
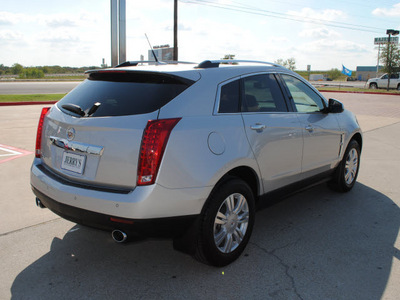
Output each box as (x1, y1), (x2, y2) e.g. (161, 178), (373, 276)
(87, 102), (101, 117)
(61, 104), (85, 117)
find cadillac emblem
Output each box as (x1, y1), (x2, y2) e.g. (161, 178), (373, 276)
(66, 128), (75, 141)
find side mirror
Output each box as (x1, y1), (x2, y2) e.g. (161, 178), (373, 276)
(327, 98), (344, 113)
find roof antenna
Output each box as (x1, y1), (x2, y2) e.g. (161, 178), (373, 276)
(145, 33), (159, 64)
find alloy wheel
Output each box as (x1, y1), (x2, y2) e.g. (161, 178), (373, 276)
(213, 193), (249, 253)
(344, 148), (358, 185)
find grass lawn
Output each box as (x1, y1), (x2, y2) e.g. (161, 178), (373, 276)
(0, 94), (66, 102)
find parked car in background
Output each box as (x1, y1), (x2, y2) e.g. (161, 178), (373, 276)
(367, 73), (400, 90)
(31, 59), (362, 266)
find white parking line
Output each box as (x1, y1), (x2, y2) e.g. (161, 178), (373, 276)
(0, 144), (32, 163)
(0, 146), (22, 156)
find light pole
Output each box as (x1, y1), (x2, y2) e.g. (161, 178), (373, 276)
(173, 0), (178, 61)
(386, 29), (399, 90)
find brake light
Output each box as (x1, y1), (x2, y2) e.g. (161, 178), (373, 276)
(35, 107), (51, 158)
(137, 118), (181, 186)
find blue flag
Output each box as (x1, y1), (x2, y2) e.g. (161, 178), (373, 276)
(342, 65), (352, 76)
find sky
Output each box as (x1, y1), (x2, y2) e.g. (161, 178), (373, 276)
(1, 0), (400, 70)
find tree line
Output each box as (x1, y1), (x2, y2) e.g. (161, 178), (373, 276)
(0, 63), (100, 78)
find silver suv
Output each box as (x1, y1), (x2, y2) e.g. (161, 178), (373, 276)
(31, 60), (362, 266)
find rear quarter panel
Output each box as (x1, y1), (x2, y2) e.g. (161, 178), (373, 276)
(156, 114), (261, 191)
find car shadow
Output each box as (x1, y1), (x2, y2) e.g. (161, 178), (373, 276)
(11, 183), (399, 299)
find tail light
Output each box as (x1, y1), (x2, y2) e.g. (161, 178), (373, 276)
(137, 118), (181, 186)
(35, 107), (51, 158)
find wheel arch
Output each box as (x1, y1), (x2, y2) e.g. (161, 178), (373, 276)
(369, 82), (378, 89)
(202, 166), (261, 214)
(351, 132), (363, 152)
(225, 166), (260, 199)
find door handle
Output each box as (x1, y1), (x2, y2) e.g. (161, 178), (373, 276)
(305, 125), (314, 132)
(250, 123), (266, 131)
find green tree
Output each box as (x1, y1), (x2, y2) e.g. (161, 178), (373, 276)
(380, 43), (400, 75)
(42, 66), (50, 74)
(274, 58), (296, 71)
(326, 68), (342, 80)
(19, 68), (45, 79)
(11, 63), (24, 75)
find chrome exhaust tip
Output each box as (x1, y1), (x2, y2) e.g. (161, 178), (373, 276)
(35, 198), (46, 209)
(111, 230), (128, 243)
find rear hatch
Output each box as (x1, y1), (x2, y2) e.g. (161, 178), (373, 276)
(40, 70), (194, 191)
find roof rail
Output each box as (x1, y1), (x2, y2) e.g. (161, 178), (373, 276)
(196, 60), (283, 69)
(115, 61), (196, 68)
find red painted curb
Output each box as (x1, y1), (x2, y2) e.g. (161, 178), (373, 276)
(0, 101), (57, 106)
(319, 90), (400, 96)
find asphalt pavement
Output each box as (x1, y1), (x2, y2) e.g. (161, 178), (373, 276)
(0, 81), (80, 94)
(0, 93), (399, 299)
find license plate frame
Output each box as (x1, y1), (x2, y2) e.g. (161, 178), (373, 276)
(61, 152), (86, 175)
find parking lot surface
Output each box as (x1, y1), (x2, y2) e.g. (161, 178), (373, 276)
(0, 93), (399, 299)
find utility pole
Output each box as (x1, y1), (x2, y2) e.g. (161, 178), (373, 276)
(173, 0), (178, 61)
(119, 0), (126, 64)
(387, 31), (392, 91)
(376, 44), (380, 78)
(111, 0), (118, 67)
(111, 0), (126, 67)
(386, 29), (399, 91)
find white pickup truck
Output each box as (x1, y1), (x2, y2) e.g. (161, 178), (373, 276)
(367, 73), (400, 90)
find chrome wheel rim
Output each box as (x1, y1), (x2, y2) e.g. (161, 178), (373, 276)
(344, 148), (358, 185)
(213, 193), (249, 253)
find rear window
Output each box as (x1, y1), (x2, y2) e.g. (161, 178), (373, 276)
(57, 71), (194, 117)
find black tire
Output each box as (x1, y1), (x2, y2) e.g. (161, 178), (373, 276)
(369, 83), (377, 89)
(194, 178), (255, 267)
(397, 84), (400, 91)
(329, 140), (361, 192)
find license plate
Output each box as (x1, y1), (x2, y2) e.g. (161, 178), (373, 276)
(61, 152), (86, 174)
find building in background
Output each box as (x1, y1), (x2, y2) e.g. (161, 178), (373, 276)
(356, 66), (384, 81)
(148, 45), (174, 62)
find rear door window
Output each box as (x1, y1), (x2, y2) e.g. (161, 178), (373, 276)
(57, 72), (194, 117)
(242, 74), (288, 112)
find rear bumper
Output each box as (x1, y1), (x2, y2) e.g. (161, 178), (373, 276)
(32, 185), (198, 237)
(31, 159), (210, 219)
